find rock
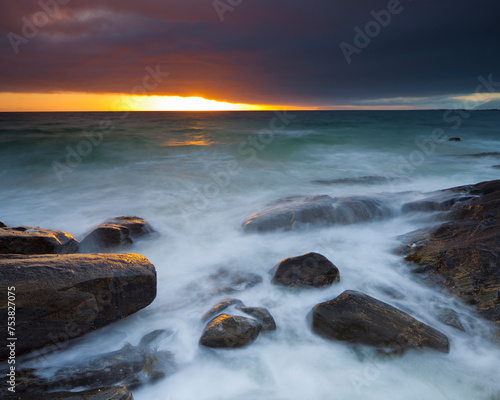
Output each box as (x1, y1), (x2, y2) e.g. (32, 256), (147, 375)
(0, 226), (79, 255)
(437, 308), (465, 332)
(202, 298), (245, 322)
(460, 152), (500, 158)
(236, 306), (277, 332)
(0, 222), (6, 228)
(0, 253), (156, 361)
(188, 268), (263, 298)
(80, 216), (154, 252)
(107, 216), (154, 237)
(272, 252), (340, 288)
(311, 290), (450, 353)
(243, 195), (392, 232)
(13, 330), (175, 393)
(401, 192), (470, 213)
(403, 180), (500, 335)
(27, 386), (134, 400)
(200, 314), (262, 348)
(313, 176), (397, 185)
(492, 165), (500, 169)
(448, 137), (461, 141)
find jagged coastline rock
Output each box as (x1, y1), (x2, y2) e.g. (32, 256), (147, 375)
(0, 253), (156, 361)
(402, 180), (500, 336)
(243, 195), (392, 232)
(0, 226), (79, 255)
(200, 314), (262, 348)
(80, 216), (154, 252)
(0, 221), (6, 228)
(311, 290), (450, 353)
(272, 252), (340, 288)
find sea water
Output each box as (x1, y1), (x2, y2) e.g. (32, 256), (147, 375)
(0, 110), (499, 399)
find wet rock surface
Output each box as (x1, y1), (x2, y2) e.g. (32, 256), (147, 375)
(25, 386), (134, 400)
(80, 216), (154, 252)
(272, 252), (340, 288)
(200, 314), (262, 348)
(236, 306), (277, 332)
(200, 299), (276, 348)
(243, 195), (393, 232)
(0, 253), (157, 361)
(402, 180), (500, 336)
(0, 226), (79, 255)
(12, 330), (175, 394)
(312, 290), (450, 353)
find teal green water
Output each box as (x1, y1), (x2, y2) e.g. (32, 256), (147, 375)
(1, 111), (499, 399)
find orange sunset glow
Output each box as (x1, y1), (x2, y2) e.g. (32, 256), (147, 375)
(0, 92), (288, 112)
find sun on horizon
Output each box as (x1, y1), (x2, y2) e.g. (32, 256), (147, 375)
(0, 92), (291, 112)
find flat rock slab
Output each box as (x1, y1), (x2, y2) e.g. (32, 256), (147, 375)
(200, 314), (262, 348)
(0, 226), (79, 255)
(403, 179), (500, 336)
(243, 195), (392, 232)
(312, 290), (449, 353)
(0, 253), (156, 361)
(272, 252), (340, 288)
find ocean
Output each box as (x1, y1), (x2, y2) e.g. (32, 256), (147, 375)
(1, 110), (500, 399)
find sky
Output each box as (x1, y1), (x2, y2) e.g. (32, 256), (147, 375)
(0, 0), (499, 111)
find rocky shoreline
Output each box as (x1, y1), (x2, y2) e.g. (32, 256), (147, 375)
(1, 179), (500, 398)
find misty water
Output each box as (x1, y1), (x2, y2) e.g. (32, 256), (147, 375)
(1, 111), (500, 399)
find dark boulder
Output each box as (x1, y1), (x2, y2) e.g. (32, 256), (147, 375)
(0, 226), (79, 255)
(0, 253), (156, 361)
(236, 306), (277, 332)
(243, 195), (392, 232)
(312, 290), (450, 353)
(80, 216), (154, 252)
(448, 137), (461, 142)
(0, 222), (6, 228)
(202, 298), (245, 322)
(200, 314), (262, 348)
(403, 180), (500, 336)
(272, 252), (340, 288)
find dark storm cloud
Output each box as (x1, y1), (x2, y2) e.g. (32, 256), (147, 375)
(1, 0), (499, 106)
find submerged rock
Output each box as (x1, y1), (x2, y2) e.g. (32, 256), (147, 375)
(80, 216), (154, 252)
(188, 268), (263, 298)
(236, 306), (277, 332)
(0, 226), (79, 255)
(272, 252), (340, 288)
(243, 195), (392, 232)
(448, 137), (461, 142)
(312, 290), (450, 353)
(0, 253), (156, 361)
(15, 330), (175, 394)
(403, 180), (500, 336)
(27, 386), (134, 400)
(492, 165), (500, 169)
(313, 176), (396, 185)
(437, 308), (465, 332)
(200, 314), (262, 348)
